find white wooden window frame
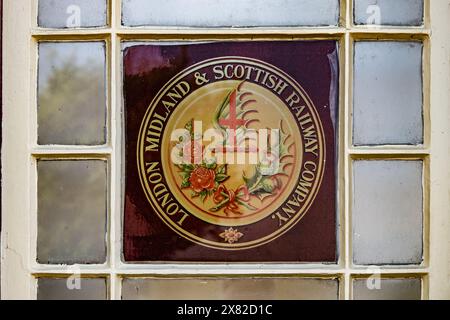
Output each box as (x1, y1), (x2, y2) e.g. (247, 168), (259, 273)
(1, 0), (449, 300)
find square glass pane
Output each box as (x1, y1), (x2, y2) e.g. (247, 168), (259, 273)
(353, 41), (423, 146)
(352, 160), (423, 265)
(353, 278), (421, 300)
(122, 41), (339, 262)
(37, 160), (107, 264)
(38, 0), (107, 28)
(122, 0), (340, 27)
(37, 278), (107, 300)
(38, 42), (107, 145)
(122, 278), (338, 300)
(354, 0), (424, 26)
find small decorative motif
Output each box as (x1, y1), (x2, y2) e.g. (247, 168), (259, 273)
(219, 227), (244, 244)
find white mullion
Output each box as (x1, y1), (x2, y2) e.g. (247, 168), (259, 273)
(29, 266), (429, 276)
(117, 27), (346, 37)
(350, 28), (430, 36)
(31, 146), (113, 156)
(349, 148), (430, 156)
(109, 0), (122, 301)
(343, 0), (352, 301)
(115, 269), (346, 276)
(31, 29), (112, 38)
(116, 262), (343, 274)
(30, 27), (431, 39)
(29, 36), (39, 299)
(31, 269), (111, 275)
(112, 271), (122, 300)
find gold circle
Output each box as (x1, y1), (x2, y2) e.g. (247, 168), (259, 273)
(137, 57), (325, 250)
(161, 80), (303, 226)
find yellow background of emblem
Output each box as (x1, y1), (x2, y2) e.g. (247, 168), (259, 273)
(162, 80), (303, 226)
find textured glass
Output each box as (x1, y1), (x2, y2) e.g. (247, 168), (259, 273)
(353, 278), (421, 300)
(352, 160), (423, 265)
(37, 278), (107, 300)
(38, 0), (107, 28)
(37, 160), (107, 264)
(354, 0), (423, 26)
(122, 278), (338, 300)
(38, 42), (106, 145)
(122, 0), (339, 27)
(353, 41), (423, 146)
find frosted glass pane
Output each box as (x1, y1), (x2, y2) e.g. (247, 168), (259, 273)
(352, 161), (423, 265)
(122, 278), (338, 300)
(354, 0), (423, 26)
(38, 42), (106, 145)
(122, 0), (340, 27)
(353, 278), (421, 300)
(37, 160), (107, 264)
(38, 0), (107, 28)
(353, 41), (423, 146)
(37, 278), (107, 300)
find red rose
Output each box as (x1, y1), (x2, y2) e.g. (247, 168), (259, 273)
(189, 167), (216, 193)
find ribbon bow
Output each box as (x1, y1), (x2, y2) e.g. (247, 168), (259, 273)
(211, 184), (255, 215)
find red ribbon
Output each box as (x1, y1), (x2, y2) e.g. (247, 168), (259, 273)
(213, 184), (251, 216)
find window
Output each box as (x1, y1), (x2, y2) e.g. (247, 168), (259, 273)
(2, 0), (449, 300)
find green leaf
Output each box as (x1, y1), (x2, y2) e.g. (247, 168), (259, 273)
(182, 164), (194, 172)
(260, 178), (275, 193)
(215, 174), (229, 183)
(205, 162), (216, 169)
(180, 171), (191, 180)
(214, 91), (232, 130)
(243, 167), (278, 200)
(251, 190), (273, 201)
(217, 164), (227, 174)
(209, 199), (230, 212)
(181, 179), (190, 188)
(235, 198), (257, 211)
(250, 178), (275, 200)
(243, 165), (263, 192)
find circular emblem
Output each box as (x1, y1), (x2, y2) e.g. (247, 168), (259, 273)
(137, 57), (325, 250)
